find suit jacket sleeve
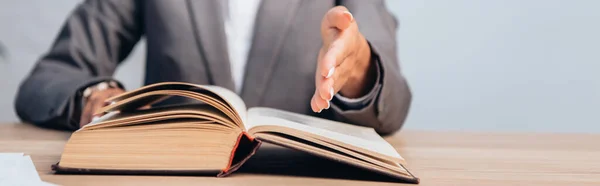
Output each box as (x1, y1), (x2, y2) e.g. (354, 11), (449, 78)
(15, 0), (143, 130)
(329, 0), (412, 135)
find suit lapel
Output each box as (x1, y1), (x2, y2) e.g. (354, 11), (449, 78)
(241, 0), (302, 106)
(187, 0), (235, 91)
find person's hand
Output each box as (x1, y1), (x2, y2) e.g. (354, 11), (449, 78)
(79, 88), (125, 127)
(311, 6), (377, 113)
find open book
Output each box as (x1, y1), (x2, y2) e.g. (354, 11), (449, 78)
(52, 82), (419, 183)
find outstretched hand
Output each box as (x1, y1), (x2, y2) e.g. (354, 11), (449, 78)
(311, 6), (377, 113)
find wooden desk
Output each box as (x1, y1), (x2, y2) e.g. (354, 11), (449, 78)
(1, 123), (599, 186)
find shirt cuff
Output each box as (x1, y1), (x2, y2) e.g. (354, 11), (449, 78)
(331, 56), (383, 110)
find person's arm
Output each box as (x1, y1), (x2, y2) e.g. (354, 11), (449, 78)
(15, 0), (143, 130)
(330, 46), (411, 135)
(313, 0), (411, 135)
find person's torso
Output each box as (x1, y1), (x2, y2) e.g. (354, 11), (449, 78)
(140, 0), (333, 114)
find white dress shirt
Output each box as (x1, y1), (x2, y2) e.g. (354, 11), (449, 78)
(223, 0), (262, 93)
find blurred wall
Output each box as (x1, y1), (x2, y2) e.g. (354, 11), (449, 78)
(0, 0), (599, 133)
(387, 0), (600, 132)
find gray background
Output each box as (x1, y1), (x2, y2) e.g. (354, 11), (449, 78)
(1, 0), (599, 132)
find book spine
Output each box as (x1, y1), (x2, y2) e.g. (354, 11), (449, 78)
(218, 132), (262, 177)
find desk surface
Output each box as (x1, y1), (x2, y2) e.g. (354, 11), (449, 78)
(1, 123), (599, 186)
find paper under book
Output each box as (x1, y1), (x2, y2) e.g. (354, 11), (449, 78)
(52, 82), (419, 183)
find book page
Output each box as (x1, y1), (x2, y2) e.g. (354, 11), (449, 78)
(95, 82), (248, 127)
(246, 107), (403, 162)
(255, 134), (415, 181)
(200, 85), (247, 125)
(84, 104), (236, 130)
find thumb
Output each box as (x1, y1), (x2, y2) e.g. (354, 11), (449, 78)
(321, 6), (354, 39)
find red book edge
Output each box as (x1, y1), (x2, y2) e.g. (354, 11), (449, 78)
(217, 131), (262, 177)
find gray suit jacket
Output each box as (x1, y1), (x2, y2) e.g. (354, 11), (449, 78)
(15, 0), (411, 134)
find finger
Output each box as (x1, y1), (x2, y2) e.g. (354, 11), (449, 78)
(103, 90), (125, 105)
(79, 99), (94, 127)
(310, 76), (330, 113)
(330, 57), (355, 94)
(319, 12), (359, 78)
(317, 76), (335, 101)
(102, 92), (124, 106)
(314, 58), (333, 109)
(87, 96), (106, 122)
(319, 38), (350, 78)
(310, 96), (320, 112)
(316, 48), (328, 80)
(321, 6), (354, 39)
(89, 90), (122, 121)
(311, 93), (330, 112)
(97, 90), (124, 112)
(327, 6), (353, 30)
